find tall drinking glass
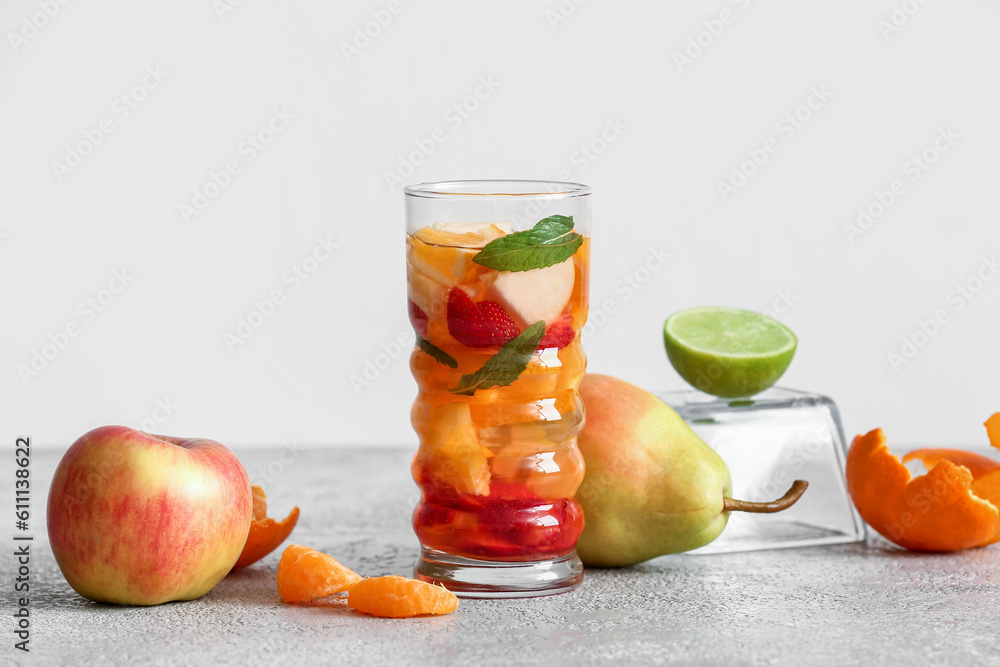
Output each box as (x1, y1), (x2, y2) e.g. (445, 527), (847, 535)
(404, 180), (591, 597)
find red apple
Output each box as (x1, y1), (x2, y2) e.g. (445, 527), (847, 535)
(47, 426), (252, 605)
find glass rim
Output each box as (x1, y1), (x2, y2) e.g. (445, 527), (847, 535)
(403, 179), (591, 199)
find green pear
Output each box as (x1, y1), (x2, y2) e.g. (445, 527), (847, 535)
(575, 374), (806, 567)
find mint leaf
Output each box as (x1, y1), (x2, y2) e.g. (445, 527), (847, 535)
(417, 335), (458, 368)
(473, 215), (582, 272)
(450, 321), (546, 395)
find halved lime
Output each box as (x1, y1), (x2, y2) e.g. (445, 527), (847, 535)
(663, 306), (797, 398)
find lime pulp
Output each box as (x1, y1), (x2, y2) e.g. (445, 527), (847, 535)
(663, 306), (798, 398)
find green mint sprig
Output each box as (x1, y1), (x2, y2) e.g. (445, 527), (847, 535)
(450, 321), (546, 395)
(473, 215), (582, 272)
(417, 335), (458, 369)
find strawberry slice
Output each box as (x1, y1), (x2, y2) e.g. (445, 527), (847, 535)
(447, 288), (521, 348)
(447, 289), (494, 347)
(408, 299), (429, 337)
(478, 301), (521, 345)
(537, 315), (575, 350)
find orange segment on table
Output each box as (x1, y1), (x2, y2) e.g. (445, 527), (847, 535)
(276, 544), (362, 603)
(274, 544), (459, 618)
(347, 575), (459, 618)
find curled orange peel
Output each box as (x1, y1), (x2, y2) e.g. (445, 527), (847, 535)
(902, 448), (1000, 478)
(846, 422), (1000, 551)
(987, 413), (1000, 448)
(232, 485), (300, 569)
(900, 413), (1000, 546)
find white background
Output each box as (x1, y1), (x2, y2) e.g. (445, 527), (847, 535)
(2, 1), (998, 450)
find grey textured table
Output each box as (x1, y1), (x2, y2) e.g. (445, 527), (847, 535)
(9, 447), (1000, 666)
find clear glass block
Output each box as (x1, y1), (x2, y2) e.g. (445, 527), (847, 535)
(657, 387), (866, 554)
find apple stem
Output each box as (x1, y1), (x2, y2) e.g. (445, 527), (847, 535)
(723, 480), (809, 514)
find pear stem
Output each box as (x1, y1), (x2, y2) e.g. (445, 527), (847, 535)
(723, 480), (809, 514)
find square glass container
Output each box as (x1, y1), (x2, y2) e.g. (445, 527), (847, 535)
(657, 387), (866, 554)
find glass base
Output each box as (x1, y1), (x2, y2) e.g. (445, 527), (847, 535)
(413, 548), (584, 598)
(657, 386), (866, 554)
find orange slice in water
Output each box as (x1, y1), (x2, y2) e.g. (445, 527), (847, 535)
(413, 402), (491, 496)
(347, 575), (459, 618)
(488, 428), (585, 501)
(276, 544), (362, 603)
(409, 224), (505, 287)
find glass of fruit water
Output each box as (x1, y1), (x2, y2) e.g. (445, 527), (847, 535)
(404, 180), (591, 597)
